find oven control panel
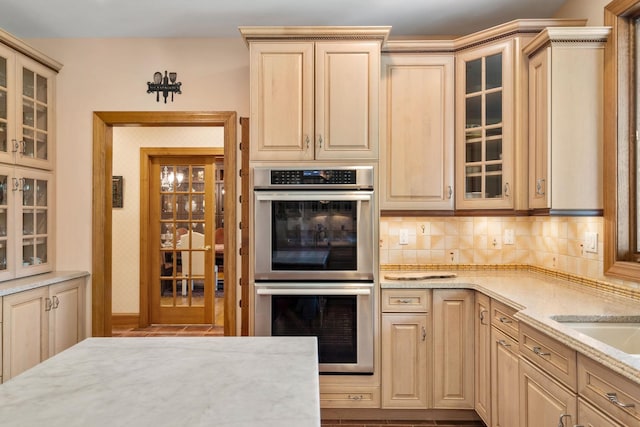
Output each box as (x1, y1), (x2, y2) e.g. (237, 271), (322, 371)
(254, 166), (374, 189)
(271, 169), (355, 185)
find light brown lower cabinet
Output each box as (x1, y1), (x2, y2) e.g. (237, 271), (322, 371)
(2, 277), (86, 382)
(519, 357), (578, 427)
(474, 292), (491, 425)
(381, 289), (431, 409)
(577, 398), (623, 427)
(491, 326), (519, 427)
(381, 313), (430, 408)
(432, 289), (474, 409)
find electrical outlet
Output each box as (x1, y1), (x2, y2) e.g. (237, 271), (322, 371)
(504, 229), (515, 245)
(399, 228), (409, 245)
(584, 231), (598, 253)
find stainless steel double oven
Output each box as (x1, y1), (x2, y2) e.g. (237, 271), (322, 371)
(253, 166), (375, 374)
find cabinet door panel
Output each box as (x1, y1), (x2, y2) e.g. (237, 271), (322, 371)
(2, 286), (48, 380)
(380, 55), (454, 210)
(491, 326), (519, 427)
(474, 293), (491, 425)
(519, 357), (577, 427)
(250, 42), (314, 161)
(433, 289), (474, 408)
(49, 279), (85, 356)
(315, 42), (379, 159)
(381, 314), (429, 408)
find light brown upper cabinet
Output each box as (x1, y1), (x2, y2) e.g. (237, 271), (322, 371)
(240, 27), (390, 161)
(0, 29), (60, 281)
(454, 20), (586, 212)
(524, 27), (610, 215)
(379, 51), (454, 211)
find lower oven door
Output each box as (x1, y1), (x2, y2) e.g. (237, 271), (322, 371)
(254, 282), (374, 374)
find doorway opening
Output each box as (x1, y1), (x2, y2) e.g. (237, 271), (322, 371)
(92, 112), (238, 337)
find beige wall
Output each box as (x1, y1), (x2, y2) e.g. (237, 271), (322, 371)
(24, 37), (249, 314)
(553, 0), (610, 25)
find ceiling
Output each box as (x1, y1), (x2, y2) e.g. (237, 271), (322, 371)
(0, 0), (568, 39)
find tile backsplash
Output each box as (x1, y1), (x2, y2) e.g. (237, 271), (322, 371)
(379, 216), (640, 291)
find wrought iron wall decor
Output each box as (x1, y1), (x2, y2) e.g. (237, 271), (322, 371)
(147, 71), (182, 103)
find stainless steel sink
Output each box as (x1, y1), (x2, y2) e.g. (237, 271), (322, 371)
(553, 317), (640, 356)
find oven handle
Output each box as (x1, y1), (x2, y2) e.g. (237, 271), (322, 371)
(256, 288), (371, 296)
(255, 192), (373, 202)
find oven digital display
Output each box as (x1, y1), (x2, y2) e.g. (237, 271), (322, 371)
(270, 169), (356, 185)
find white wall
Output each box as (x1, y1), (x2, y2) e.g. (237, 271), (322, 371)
(24, 37), (249, 286)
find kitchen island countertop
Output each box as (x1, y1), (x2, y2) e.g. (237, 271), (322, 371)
(0, 337), (320, 427)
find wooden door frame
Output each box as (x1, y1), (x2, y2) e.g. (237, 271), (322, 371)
(92, 111), (238, 336)
(141, 149), (222, 325)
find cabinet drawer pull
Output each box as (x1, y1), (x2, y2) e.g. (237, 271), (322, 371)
(421, 326), (427, 341)
(447, 185), (453, 199)
(318, 135), (323, 148)
(499, 316), (513, 324)
(395, 298), (413, 304)
(605, 392), (635, 408)
(557, 413), (571, 427)
(45, 297), (53, 312)
(305, 135), (310, 149)
(479, 309), (488, 325)
(532, 346), (551, 357)
(52, 295), (60, 309)
(497, 339), (511, 348)
(504, 182), (511, 198)
(348, 394), (363, 401)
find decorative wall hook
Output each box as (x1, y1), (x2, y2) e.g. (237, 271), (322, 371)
(147, 70), (182, 103)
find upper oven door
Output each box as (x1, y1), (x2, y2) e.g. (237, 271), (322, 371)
(254, 190), (374, 281)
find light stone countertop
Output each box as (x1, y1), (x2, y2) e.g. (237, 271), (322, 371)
(381, 270), (640, 384)
(0, 337), (321, 427)
(0, 271), (90, 296)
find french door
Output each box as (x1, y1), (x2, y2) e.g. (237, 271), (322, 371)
(148, 155), (217, 324)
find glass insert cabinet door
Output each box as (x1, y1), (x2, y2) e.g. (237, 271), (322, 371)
(456, 41), (514, 209)
(0, 47), (54, 169)
(0, 166), (52, 281)
(17, 57), (54, 169)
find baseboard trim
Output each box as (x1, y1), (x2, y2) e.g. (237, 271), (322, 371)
(112, 313), (139, 329)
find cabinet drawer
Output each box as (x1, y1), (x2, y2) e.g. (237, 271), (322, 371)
(519, 323), (577, 391)
(320, 385), (380, 408)
(381, 289), (430, 313)
(578, 354), (640, 426)
(578, 398), (623, 427)
(491, 299), (519, 339)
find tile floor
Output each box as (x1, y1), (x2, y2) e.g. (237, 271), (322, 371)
(321, 421), (485, 427)
(110, 326), (486, 427)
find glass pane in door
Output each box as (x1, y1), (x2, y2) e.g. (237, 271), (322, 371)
(159, 164), (207, 308)
(463, 52), (504, 200)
